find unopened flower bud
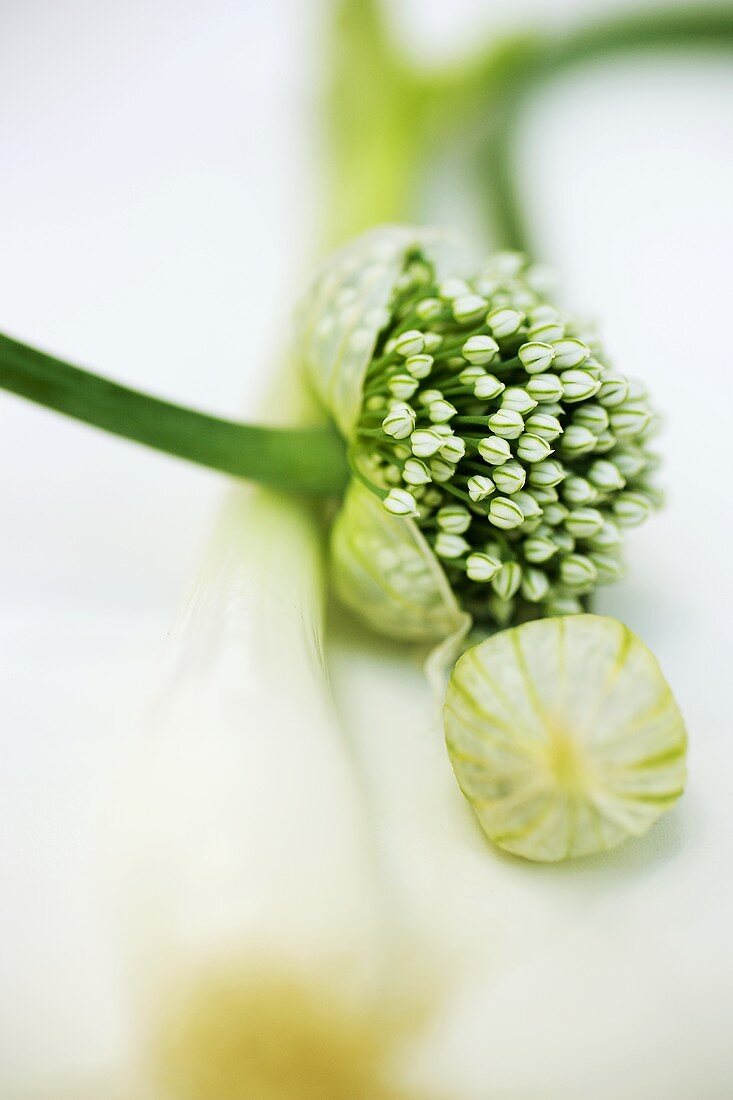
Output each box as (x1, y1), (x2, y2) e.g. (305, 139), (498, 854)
(551, 529), (575, 554)
(492, 561), (522, 600)
(439, 435), (466, 463)
(543, 502), (569, 526)
(553, 338), (590, 368)
(394, 330), (425, 357)
(565, 507), (605, 539)
(512, 491), (543, 520)
(560, 425), (597, 458)
(588, 459), (625, 493)
(587, 519), (621, 549)
(488, 496), (525, 530)
(561, 370), (601, 403)
(502, 387), (538, 415)
(467, 475), (495, 502)
(410, 428), (444, 457)
(438, 277), (471, 301)
(590, 551), (624, 584)
(458, 364), (486, 386)
(610, 405), (652, 438)
(474, 374), (505, 400)
(524, 413), (563, 441)
(488, 594), (516, 626)
(529, 320), (565, 344)
(437, 504), (472, 534)
(544, 594), (583, 616)
(402, 457), (431, 485)
(521, 567), (551, 602)
(415, 297), (442, 321)
(462, 334), (500, 365)
(562, 476), (598, 506)
(429, 457), (456, 483)
(493, 460), (526, 494)
(613, 446), (647, 479)
(528, 459), (565, 487)
(429, 399), (457, 423)
(516, 433), (553, 464)
(382, 403), (416, 439)
(572, 403), (609, 435)
(597, 374), (630, 407)
(435, 532), (470, 559)
(405, 353), (433, 379)
(478, 436), (512, 465)
(526, 374), (564, 403)
(388, 373), (418, 399)
(453, 294), (488, 324)
(612, 491), (653, 526)
(523, 535), (558, 563)
(488, 408), (525, 439)
(383, 488), (418, 517)
(487, 307), (524, 338)
(560, 553), (599, 590)
(518, 341), (555, 373)
(466, 552), (501, 582)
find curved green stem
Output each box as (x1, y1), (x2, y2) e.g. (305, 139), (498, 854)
(0, 332), (348, 496)
(478, 6), (733, 253)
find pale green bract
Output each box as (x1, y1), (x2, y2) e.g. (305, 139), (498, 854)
(444, 615), (687, 862)
(299, 225), (475, 643)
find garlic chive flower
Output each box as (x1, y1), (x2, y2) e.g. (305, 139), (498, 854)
(323, 238), (662, 630)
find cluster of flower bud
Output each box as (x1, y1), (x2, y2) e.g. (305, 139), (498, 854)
(355, 249), (661, 627)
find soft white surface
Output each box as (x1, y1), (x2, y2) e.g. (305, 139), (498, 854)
(1, 1), (732, 1097)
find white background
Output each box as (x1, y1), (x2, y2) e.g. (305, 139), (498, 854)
(1, 1), (732, 1097)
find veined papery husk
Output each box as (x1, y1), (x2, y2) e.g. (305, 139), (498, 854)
(108, 379), (437, 1100)
(298, 225), (472, 650)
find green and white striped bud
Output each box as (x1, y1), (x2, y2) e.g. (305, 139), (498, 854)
(405, 353), (433, 379)
(435, 532), (470, 559)
(523, 535), (558, 563)
(553, 338), (590, 368)
(429, 457), (456, 483)
(587, 519), (621, 549)
(428, 399), (458, 424)
(474, 374), (505, 400)
(562, 476), (598, 506)
(466, 552), (501, 582)
(453, 294), (488, 324)
(524, 413), (563, 442)
(518, 341), (555, 373)
(613, 446), (648, 479)
(572, 403), (609, 435)
(415, 297), (442, 321)
(487, 307), (524, 338)
(383, 488), (418, 517)
(590, 551), (624, 584)
(561, 370), (601, 402)
(597, 374), (630, 407)
(437, 504), (472, 535)
(394, 330), (425, 357)
(493, 460), (526, 495)
(502, 387), (537, 415)
(528, 459), (565, 488)
(543, 502), (569, 527)
(588, 459), (625, 493)
(382, 403), (416, 439)
(388, 373), (419, 399)
(488, 408), (525, 439)
(565, 507), (605, 539)
(462, 334), (500, 365)
(488, 496), (525, 530)
(516, 433), (553, 464)
(560, 553), (599, 590)
(458, 364), (486, 387)
(410, 428), (444, 457)
(613, 491), (653, 526)
(492, 561), (522, 601)
(478, 436), (512, 465)
(512, 491), (543, 521)
(526, 373), (564, 403)
(521, 567), (551, 602)
(610, 405), (653, 438)
(402, 457), (432, 486)
(439, 435), (466, 463)
(467, 475), (495, 502)
(559, 425), (597, 458)
(438, 277), (471, 301)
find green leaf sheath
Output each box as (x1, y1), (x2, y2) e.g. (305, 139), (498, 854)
(0, 332), (348, 497)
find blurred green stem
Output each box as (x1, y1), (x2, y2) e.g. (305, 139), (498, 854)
(326, 2), (733, 253)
